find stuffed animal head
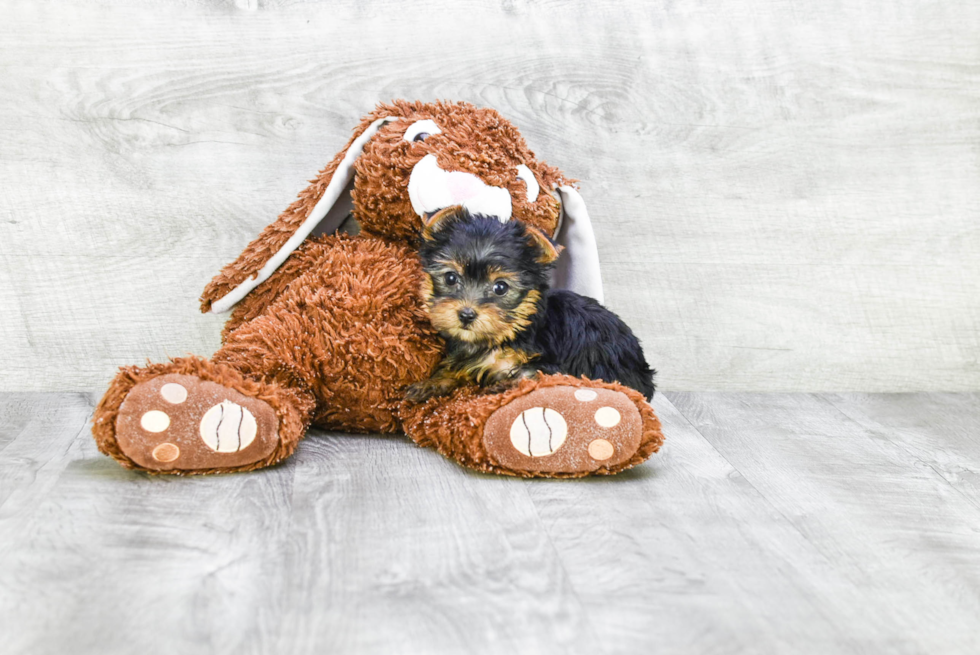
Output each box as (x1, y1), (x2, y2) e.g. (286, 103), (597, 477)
(352, 100), (564, 242)
(202, 100), (602, 314)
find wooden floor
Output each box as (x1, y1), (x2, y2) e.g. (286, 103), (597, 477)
(1, 392), (978, 654)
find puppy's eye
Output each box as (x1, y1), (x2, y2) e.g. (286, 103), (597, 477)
(492, 280), (509, 296)
(404, 119), (442, 143)
(444, 272), (459, 286)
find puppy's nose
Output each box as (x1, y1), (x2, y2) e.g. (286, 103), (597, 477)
(458, 307), (478, 326)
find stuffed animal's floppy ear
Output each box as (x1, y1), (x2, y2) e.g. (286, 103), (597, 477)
(200, 116), (396, 314)
(525, 225), (563, 265)
(550, 186), (604, 304)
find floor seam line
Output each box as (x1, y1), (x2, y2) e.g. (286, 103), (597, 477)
(521, 479), (608, 654)
(661, 392), (880, 637)
(818, 393), (980, 515)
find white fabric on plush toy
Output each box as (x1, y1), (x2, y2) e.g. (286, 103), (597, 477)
(552, 186), (604, 304)
(210, 117), (395, 314)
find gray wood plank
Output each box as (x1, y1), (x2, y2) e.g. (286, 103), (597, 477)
(0, 394), (599, 655)
(0, 394), (298, 655)
(1, 0), (979, 392)
(0, 393), (93, 512)
(529, 393), (898, 654)
(4, 392), (980, 654)
(667, 391), (980, 655)
(822, 392), (980, 523)
(273, 432), (599, 655)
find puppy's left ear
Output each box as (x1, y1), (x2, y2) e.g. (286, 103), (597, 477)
(525, 225), (563, 264)
(421, 205), (465, 240)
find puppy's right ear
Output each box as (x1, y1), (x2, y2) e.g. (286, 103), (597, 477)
(525, 225), (563, 265)
(421, 205), (465, 241)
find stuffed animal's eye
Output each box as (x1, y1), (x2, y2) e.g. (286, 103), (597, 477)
(444, 272), (459, 286)
(492, 280), (509, 296)
(405, 119), (442, 143)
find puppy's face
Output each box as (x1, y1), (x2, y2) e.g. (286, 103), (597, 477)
(420, 208), (560, 345)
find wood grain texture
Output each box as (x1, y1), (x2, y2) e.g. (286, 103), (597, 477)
(3, 391), (980, 654)
(1, 0), (978, 391)
(668, 391), (980, 654)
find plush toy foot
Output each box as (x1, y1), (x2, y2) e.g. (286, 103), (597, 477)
(93, 357), (313, 474)
(400, 374), (663, 478)
(115, 373), (282, 472)
(484, 385), (646, 475)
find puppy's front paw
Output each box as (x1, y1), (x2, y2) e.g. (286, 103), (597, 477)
(405, 381), (436, 403)
(484, 367), (538, 394)
(406, 377), (461, 403)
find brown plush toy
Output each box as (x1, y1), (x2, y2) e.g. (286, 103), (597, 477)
(92, 100), (664, 477)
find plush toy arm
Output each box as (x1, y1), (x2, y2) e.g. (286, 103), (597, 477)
(199, 116), (393, 314)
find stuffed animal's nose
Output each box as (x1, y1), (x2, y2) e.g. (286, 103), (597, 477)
(458, 308), (478, 326)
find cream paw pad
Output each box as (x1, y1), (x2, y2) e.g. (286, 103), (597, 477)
(483, 385), (642, 474)
(114, 373), (279, 472)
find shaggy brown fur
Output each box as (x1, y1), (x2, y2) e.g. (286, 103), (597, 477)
(93, 100), (664, 476)
(213, 234), (443, 434)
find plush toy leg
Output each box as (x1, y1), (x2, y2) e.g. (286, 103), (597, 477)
(93, 356), (315, 474)
(399, 374), (664, 478)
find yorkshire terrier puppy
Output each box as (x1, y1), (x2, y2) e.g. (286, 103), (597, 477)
(406, 206), (656, 403)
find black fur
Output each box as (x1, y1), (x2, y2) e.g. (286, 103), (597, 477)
(532, 290), (656, 400)
(419, 209), (656, 400)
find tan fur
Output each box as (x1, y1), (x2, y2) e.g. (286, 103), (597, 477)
(506, 290), (542, 341)
(421, 205), (465, 237)
(423, 290), (541, 347)
(406, 345), (534, 402)
(488, 270), (520, 284)
(525, 225), (563, 264)
(450, 346), (534, 386)
(480, 347), (535, 382)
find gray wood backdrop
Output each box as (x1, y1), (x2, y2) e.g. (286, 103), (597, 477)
(1, 0), (978, 393)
